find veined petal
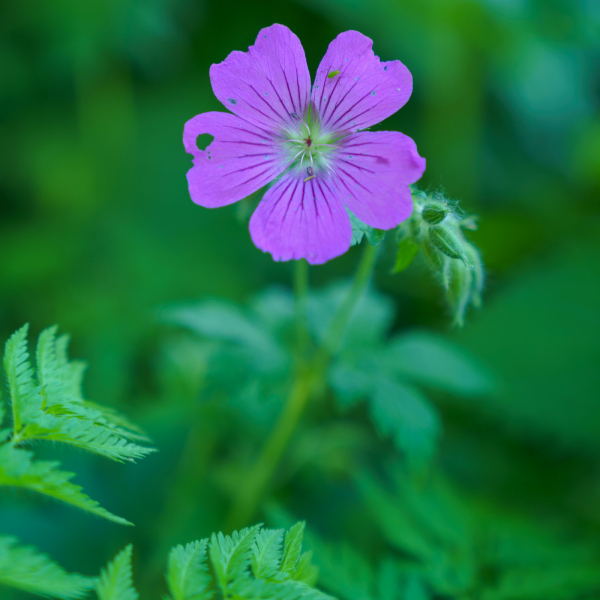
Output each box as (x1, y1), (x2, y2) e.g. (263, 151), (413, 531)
(312, 31), (413, 134)
(210, 24), (311, 132)
(332, 131), (426, 229)
(249, 173), (352, 264)
(183, 111), (287, 208)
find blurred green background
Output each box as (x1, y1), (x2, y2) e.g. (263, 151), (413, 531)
(1, 0), (600, 597)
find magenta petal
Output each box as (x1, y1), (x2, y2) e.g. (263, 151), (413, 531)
(210, 24), (311, 131)
(249, 174), (352, 265)
(332, 131), (426, 229)
(312, 31), (413, 134)
(183, 111), (287, 208)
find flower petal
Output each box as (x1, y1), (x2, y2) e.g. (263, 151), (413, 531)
(184, 111), (287, 208)
(210, 24), (311, 132)
(331, 131), (426, 229)
(312, 31), (413, 134)
(249, 174), (352, 264)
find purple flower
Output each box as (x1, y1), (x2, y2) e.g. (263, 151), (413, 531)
(183, 24), (426, 265)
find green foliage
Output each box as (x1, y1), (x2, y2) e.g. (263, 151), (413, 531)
(166, 283), (494, 471)
(96, 546), (138, 600)
(101, 523), (328, 600)
(395, 189), (484, 326)
(0, 325), (154, 598)
(351, 465), (600, 600)
(166, 541), (210, 600)
(0, 444), (130, 525)
(0, 324), (154, 522)
(4, 325), (154, 461)
(347, 211), (385, 247)
(0, 536), (93, 600)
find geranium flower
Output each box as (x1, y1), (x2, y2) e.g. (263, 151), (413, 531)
(183, 24), (425, 264)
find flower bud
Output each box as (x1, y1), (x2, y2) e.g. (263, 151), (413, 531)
(429, 226), (466, 261)
(422, 202), (448, 225)
(447, 259), (473, 327)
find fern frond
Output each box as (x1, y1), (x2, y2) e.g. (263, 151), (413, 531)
(209, 525), (261, 597)
(96, 545), (138, 600)
(252, 529), (284, 580)
(0, 443), (131, 525)
(163, 524), (332, 600)
(4, 324), (44, 437)
(2, 325), (154, 462)
(0, 536), (93, 599)
(279, 522), (305, 579)
(293, 552), (318, 586)
(166, 540), (210, 600)
(30, 418), (155, 463)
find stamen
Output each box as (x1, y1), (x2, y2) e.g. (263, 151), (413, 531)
(304, 166), (316, 182)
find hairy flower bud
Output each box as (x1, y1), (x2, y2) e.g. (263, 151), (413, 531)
(396, 188), (485, 326)
(429, 226), (466, 261)
(421, 202), (448, 225)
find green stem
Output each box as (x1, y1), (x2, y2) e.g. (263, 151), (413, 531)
(225, 243), (380, 530)
(320, 242), (379, 356)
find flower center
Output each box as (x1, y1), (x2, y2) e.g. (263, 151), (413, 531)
(282, 111), (339, 181)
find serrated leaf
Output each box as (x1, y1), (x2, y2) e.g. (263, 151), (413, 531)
(279, 522), (305, 579)
(348, 211), (385, 247)
(0, 536), (93, 599)
(293, 552), (318, 586)
(0, 443), (131, 525)
(209, 525), (260, 597)
(381, 331), (496, 397)
(252, 529), (284, 580)
(96, 545), (138, 600)
(4, 324), (44, 435)
(166, 540), (210, 600)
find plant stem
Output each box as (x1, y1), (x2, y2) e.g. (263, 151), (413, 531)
(225, 243), (380, 530)
(320, 242), (379, 356)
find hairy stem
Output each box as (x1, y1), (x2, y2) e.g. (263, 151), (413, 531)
(225, 242), (380, 530)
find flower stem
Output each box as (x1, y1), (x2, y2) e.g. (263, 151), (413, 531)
(225, 242), (380, 531)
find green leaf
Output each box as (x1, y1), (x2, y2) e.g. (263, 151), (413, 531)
(251, 529), (284, 580)
(369, 380), (440, 466)
(2, 325), (154, 462)
(166, 540), (210, 600)
(209, 525), (260, 597)
(164, 302), (286, 373)
(381, 331), (497, 397)
(307, 282), (394, 349)
(3, 324), (44, 436)
(0, 443), (131, 525)
(348, 211), (385, 247)
(279, 522), (305, 579)
(304, 535), (376, 600)
(392, 239), (419, 273)
(96, 545), (138, 600)
(293, 552), (318, 586)
(0, 536), (93, 599)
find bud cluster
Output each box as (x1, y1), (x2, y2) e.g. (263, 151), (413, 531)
(394, 188), (484, 326)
